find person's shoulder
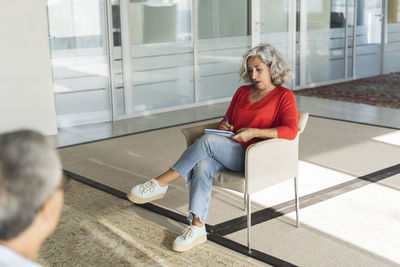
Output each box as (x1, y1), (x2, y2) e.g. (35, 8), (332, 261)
(276, 85), (293, 95)
(275, 86), (295, 98)
(238, 84), (252, 91)
(274, 86), (296, 105)
(235, 84), (252, 94)
(0, 245), (42, 267)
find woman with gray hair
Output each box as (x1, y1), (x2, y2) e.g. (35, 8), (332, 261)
(127, 43), (298, 252)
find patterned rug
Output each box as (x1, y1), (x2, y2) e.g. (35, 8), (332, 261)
(37, 180), (261, 267)
(294, 72), (400, 109)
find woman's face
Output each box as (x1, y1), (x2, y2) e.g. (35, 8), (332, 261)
(247, 56), (273, 91)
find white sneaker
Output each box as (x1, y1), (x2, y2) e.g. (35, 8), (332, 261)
(172, 225), (207, 252)
(127, 179), (168, 204)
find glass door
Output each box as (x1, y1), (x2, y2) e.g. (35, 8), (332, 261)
(119, 0), (194, 115)
(115, 0), (298, 119)
(258, 0), (294, 88)
(296, 0), (352, 86)
(197, 0), (250, 102)
(295, 0), (386, 88)
(383, 0), (400, 73)
(355, 0), (384, 78)
(47, 0), (113, 127)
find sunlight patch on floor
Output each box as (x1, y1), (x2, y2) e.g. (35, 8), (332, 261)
(222, 161), (356, 208)
(287, 179), (400, 264)
(372, 130), (400, 147)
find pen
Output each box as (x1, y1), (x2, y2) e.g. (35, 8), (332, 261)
(225, 116), (232, 131)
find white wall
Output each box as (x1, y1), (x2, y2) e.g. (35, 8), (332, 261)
(0, 0), (57, 135)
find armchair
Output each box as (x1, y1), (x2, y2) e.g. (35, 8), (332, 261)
(181, 110), (309, 252)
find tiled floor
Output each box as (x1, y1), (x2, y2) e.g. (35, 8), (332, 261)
(57, 95), (400, 148)
(56, 96), (400, 266)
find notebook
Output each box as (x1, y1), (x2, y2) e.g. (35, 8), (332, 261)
(204, 129), (234, 137)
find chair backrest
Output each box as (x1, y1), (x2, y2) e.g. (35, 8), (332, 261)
(182, 110), (309, 147)
(182, 122), (219, 147)
(297, 110), (309, 134)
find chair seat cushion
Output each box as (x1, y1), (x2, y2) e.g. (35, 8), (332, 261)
(212, 171), (245, 193)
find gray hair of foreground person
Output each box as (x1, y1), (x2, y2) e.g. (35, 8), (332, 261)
(239, 43), (293, 86)
(0, 130), (62, 240)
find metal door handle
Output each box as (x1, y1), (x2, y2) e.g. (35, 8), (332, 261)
(374, 14), (384, 22)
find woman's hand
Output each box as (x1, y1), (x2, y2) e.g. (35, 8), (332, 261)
(219, 120), (234, 131)
(231, 128), (257, 142)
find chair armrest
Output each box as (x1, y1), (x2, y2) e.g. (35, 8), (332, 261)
(245, 135), (299, 194)
(298, 110), (309, 134)
(181, 122), (220, 147)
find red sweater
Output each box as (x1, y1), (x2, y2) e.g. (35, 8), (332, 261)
(221, 85), (298, 148)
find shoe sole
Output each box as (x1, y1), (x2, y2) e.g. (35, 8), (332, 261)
(172, 234), (207, 252)
(127, 191), (166, 204)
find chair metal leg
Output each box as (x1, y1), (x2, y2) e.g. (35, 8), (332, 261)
(246, 193), (251, 253)
(243, 193), (247, 211)
(294, 177), (300, 228)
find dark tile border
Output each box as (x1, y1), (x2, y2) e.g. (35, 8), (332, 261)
(63, 163), (400, 266)
(63, 170), (214, 233)
(59, 116), (400, 266)
(63, 169), (296, 266)
(207, 233), (297, 267)
(212, 163), (400, 236)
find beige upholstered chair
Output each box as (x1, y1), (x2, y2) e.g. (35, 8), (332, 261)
(182, 110), (309, 252)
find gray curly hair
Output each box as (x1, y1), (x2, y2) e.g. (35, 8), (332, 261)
(239, 43), (293, 86)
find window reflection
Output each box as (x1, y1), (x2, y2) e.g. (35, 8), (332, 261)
(384, 0), (400, 73)
(47, 0), (112, 127)
(128, 0), (194, 112)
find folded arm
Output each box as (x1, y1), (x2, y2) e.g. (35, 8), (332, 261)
(231, 127), (277, 142)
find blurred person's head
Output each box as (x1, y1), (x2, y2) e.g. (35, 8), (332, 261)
(0, 129), (63, 262)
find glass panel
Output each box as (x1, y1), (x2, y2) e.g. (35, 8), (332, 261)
(384, 0), (400, 73)
(47, 0), (111, 127)
(128, 0), (194, 112)
(296, 0), (300, 86)
(259, 0), (291, 86)
(111, 0), (125, 116)
(355, 0), (382, 78)
(346, 0), (355, 78)
(306, 0), (347, 83)
(197, 0), (250, 102)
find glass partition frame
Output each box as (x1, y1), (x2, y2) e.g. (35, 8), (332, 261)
(113, 0), (391, 120)
(48, 0), (395, 125)
(294, 0), (386, 90)
(115, 0), (297, 120)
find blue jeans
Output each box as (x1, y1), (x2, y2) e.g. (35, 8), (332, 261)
(171, 134), (245, 223)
